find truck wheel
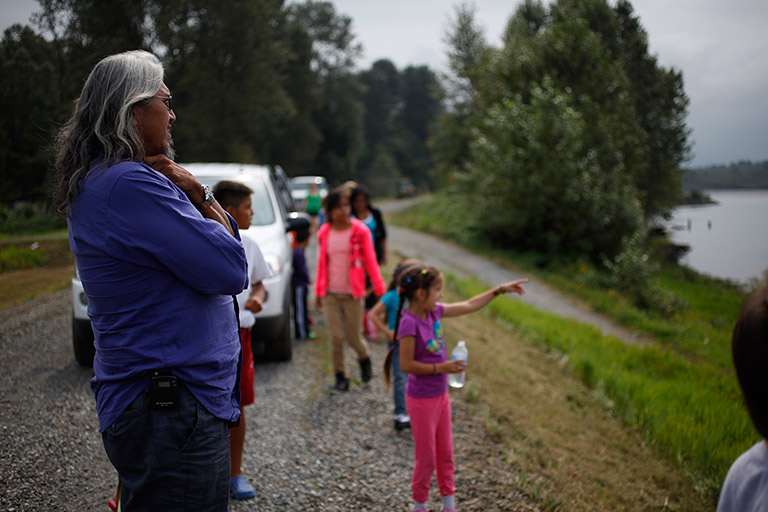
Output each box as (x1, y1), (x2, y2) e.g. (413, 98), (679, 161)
(72, 316), (95, 367)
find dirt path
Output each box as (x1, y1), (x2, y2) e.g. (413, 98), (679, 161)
(379, 202), (647, 346)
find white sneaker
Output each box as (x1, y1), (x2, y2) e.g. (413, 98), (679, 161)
(394, 414), (411, 431)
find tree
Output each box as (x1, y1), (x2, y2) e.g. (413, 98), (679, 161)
(430, 3), (490, 187)
(359, 59), (401, 170)
(434, 0), (691, 259)
(391, 65), (441, 190)
(615, 0), (690, 219)
(150, 0), (296, 163)
(0, 25), (62, 201)
(356, 61), (442, 192)
(289, 0), (364, 183)
(460, 80), (642, 257)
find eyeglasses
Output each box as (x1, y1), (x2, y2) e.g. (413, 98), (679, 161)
(154, 95), (173, 111)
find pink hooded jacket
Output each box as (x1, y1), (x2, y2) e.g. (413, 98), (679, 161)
(314, 218), (386, 299)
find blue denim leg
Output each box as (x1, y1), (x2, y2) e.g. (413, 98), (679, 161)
(392, 344), (407, 417)
(101, 383), (230, 512)
(294, 285), (308, 339)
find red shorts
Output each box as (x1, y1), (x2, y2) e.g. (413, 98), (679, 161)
(239, 328), (255, 406)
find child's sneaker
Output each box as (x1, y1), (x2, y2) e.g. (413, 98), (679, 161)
(394, 414), (411, 431)
(230, 476), (256, 500)
(334, 372), (349, 392)
(360, 357), (372, 383)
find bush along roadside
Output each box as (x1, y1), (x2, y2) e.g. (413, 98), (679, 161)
(0, 245), (45, 272)
(0, 203), (67, 235)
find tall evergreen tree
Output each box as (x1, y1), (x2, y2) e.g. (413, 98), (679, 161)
(150, 0), (295, 163)
(289, 0), (364, 184)
(0, 25), (62, 201)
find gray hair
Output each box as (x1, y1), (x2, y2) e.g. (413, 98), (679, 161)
(53, 50), (167, 216)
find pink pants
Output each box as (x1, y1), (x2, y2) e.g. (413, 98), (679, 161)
(407, 392), (455, 502)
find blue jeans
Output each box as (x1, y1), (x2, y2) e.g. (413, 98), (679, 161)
(293, 284), (309, 339)
(102, 382), (230, 511)
(391, 344), (407, 417)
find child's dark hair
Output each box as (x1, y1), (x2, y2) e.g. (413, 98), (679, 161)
(732, 286), (768, 438)
(387, 258), (420, 291)
(323, 187), (346, 222)
(212, 180), (253, 209)
(350, 184), (371, 209)
(295, 228), (310, 244)
(383, 263), (441, 387)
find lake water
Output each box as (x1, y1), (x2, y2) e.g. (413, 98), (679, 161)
(666, 190), (768, 284)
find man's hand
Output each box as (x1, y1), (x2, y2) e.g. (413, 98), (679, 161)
(143, 155), (235, 237)
(144, 155), (204, 204)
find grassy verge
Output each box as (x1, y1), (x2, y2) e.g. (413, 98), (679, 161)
(433, 272), (711, 510)
(0, 237), (73, 309)
(389, 195), (756, 505)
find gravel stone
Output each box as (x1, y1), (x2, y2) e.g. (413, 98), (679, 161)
(1, 289), (538, 511)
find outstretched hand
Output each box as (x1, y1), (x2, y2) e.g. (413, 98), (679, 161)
(500, 279), (528, 296)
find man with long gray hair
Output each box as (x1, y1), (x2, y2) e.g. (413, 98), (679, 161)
(53, 50), (248, 510)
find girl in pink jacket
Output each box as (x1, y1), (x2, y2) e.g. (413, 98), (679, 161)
(315, 187), (387, 391)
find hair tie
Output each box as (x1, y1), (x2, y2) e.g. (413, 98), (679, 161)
(406, 277), (412, 283)
(420, 269), (428, 275)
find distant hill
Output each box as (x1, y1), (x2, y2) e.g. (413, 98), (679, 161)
(682, 160), (768, 190)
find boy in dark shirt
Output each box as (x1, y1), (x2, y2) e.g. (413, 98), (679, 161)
(292, 229), (313, 340)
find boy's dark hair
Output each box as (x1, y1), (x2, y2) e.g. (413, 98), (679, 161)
(295, 228), (310, 244)
(732, 286), (768, 438)
(212, 180), (253, 209)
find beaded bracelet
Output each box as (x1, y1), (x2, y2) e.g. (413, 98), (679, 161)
(493, 284), (505, 296)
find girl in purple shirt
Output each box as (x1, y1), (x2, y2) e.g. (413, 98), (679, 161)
(385, 264), (527, 512)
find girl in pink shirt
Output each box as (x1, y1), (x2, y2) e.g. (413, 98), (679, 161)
(315, 188), (386, 391)
(385, 264), (526, 512)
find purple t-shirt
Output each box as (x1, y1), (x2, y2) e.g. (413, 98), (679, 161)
(398, 303), (448, 398)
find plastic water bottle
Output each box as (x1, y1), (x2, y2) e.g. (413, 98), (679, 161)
(448, 340), (468, 388)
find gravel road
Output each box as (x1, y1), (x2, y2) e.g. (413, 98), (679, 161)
(0, 287), (538, 511)
(380, 216), (647, 345)
(0, 197), (653, 511)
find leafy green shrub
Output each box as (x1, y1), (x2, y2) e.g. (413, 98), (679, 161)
(0, 246), (44, 271)
(458, 79), (644, 260)
(0, 203), (67, 234)
(603, 230), (689, 317)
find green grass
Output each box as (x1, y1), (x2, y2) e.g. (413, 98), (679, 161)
(451, 275), (753, 499)
(0, 245), (44, 271)
(391, 194), (758, 500)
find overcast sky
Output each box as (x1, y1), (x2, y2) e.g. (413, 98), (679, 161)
(3, 0), (766, 168)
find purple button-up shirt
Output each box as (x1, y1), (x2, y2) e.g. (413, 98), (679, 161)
(68, 160), (248, 431)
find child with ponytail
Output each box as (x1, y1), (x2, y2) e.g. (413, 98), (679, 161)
(384, 264), (527, 512)
(370, 259), (420, 431)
